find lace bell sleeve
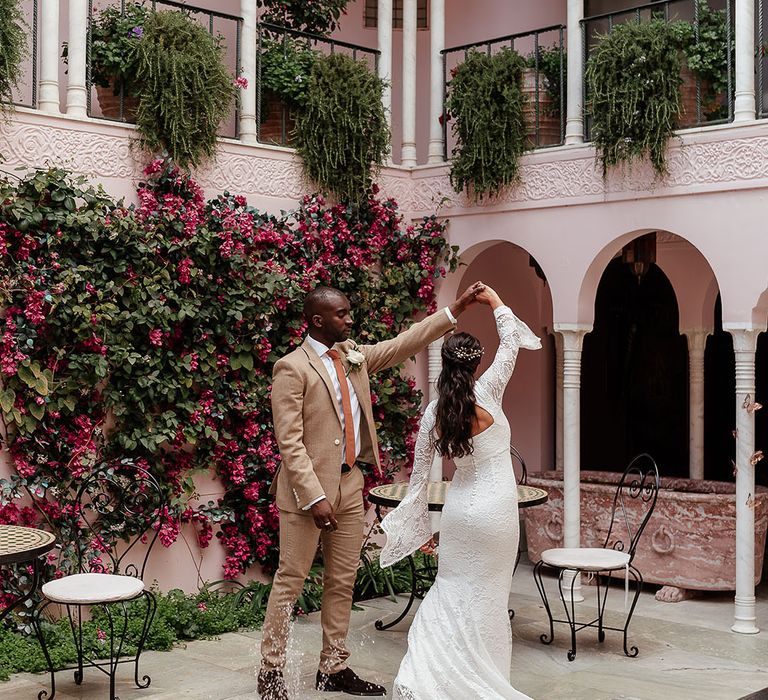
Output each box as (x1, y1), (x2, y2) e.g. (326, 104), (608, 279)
(379, 402), (438, 569)
(477, 305), (542, 406)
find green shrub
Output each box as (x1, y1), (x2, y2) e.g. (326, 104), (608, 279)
(294, 53), (389, 204)
(134, 10), (236, 169)
(446, 48), (528, 200)
(586, 19), (686, 177)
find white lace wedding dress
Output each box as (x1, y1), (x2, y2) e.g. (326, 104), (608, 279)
(380, 305), (541, 700)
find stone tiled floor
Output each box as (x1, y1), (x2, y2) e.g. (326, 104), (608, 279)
(2, 561), (767, 699)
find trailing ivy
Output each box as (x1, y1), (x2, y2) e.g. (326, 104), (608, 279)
(446, 48), (528, 200)
(586, 19), (687, 177)
(0, 161), (458, 587)
(294, 53), (389, 204)
(0, 0), (27, 113)
(134, 10), (236, 169)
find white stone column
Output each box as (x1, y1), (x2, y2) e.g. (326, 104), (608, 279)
(39, 0), (61, 113)
(378, 0), (393, 134)
(734, 0), (756, 122)
(239, 0), (258, 143)
(684, 329), (709, 480)
(555, 326), (589, 601)
(427, 0), (445, 164)
(565, 0), (584, 144)
(65, 0), (88, 117)
(554, 330), (564, 471)
(401, 0), (418, 166)
(727, 327), (761, 634)
(427, 338), (444, 531)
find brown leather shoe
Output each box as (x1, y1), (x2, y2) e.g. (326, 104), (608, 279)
(316, 668), (386, 696)
(258, 669), (289, 700)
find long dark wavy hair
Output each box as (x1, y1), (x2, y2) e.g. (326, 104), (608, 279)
(434, 332), (484, 458)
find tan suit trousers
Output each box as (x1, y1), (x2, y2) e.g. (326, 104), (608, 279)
(260, 466), (365, 674)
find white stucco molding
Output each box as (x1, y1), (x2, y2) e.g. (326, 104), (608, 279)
(5, 111), (768, 219)
(405, 122), (768, 215)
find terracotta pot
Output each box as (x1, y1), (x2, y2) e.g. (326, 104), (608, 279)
(520, 67), (562, 148)
(524, 470), (768, 595)
(679, 64), (725, 128)
(95, 83), (138, 122)
(259, 90), (296, 146)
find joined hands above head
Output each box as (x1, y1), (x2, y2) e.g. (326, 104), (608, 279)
(474, 283), (503, 310)
(448, 281), (487, 318)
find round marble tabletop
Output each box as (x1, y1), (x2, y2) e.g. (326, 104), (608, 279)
(0, 525), (57, 565)
(368, 481), (548, 510)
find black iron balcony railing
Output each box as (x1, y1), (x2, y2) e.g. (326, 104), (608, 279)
(86, 0), (242, 138)
(581, 0), (734, 136)
(10, 0), (39, 109)
(256, 22), (380, 148)
(440, 25), (567, 162)
(756, 0), (768, 117)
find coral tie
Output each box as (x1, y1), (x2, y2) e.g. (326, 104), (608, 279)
(326, 349), (357, 465)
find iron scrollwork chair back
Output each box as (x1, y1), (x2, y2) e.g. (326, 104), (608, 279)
(510, 442), (528, 486)
(74, 462), (166, 580)
(602, 453), (660, 564)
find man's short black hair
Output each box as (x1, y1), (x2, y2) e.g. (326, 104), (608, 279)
(303, 286), (347, 321)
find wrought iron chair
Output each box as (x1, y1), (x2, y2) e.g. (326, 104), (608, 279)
(532, 453), (660, 661)
(31, 463), (166, 700)
(508, 443), (528, 621)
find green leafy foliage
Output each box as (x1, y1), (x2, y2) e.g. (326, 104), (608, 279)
(260, 38), (319, 109)
(678, 0), (733, 119)
(62, 1), (150, 95)
(586, 19), (686, 177)
(133, 10), (236, 169)
(258, 0), (350, 36)
(0, 0), (27, 112)
(294, 53), (389, 204)
(446, 48), (529, 200)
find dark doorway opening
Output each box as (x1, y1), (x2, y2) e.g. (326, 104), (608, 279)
(581, 258), (688, 475)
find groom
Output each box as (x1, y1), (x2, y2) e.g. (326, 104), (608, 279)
(258, 282), (485, 699)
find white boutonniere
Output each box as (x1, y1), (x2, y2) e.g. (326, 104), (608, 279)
(345, 348), (365, 374)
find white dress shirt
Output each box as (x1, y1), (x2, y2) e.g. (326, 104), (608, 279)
(302, 307), (457, 510)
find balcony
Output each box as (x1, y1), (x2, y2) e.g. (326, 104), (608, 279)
(0, 0), (767, 214)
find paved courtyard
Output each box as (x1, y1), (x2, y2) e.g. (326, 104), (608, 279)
(2, 560), (767, 700)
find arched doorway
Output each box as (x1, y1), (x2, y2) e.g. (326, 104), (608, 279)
(457, 241), (555, 470)
(581, 256), (688, 475)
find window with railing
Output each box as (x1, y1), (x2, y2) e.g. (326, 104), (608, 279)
(582, 0), (734, 134)
(85, 0), (242, 138)
(256, 23), (379, 147)
(10, 0), (39, 109)
(363, 0), (429, 29)
(441, 25), (566, 159)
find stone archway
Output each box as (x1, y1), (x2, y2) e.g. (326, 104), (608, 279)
(455, 241), (555, 471)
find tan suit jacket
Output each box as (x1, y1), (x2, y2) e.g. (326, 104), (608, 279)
(269, 310), (453, 513)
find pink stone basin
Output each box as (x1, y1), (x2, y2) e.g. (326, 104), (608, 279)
(524, 471), (768, 592)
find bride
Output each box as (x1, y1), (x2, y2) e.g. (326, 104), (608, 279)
(379, 284), (540, 700)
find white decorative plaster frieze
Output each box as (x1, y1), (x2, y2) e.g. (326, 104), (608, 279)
(5, 112), (768, 215)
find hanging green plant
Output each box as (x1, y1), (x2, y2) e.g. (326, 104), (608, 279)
(260, 38), (319, 110)
(446, 48), (528, 200)
(293, 53), (389, 204)
(0, 0), (27, 114)
(133, 10), (236, 169)
(586, 19), (687, 177)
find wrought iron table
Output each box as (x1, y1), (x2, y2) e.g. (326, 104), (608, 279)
(0, 525), (56, 624)
(367, 481), (548, 630)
